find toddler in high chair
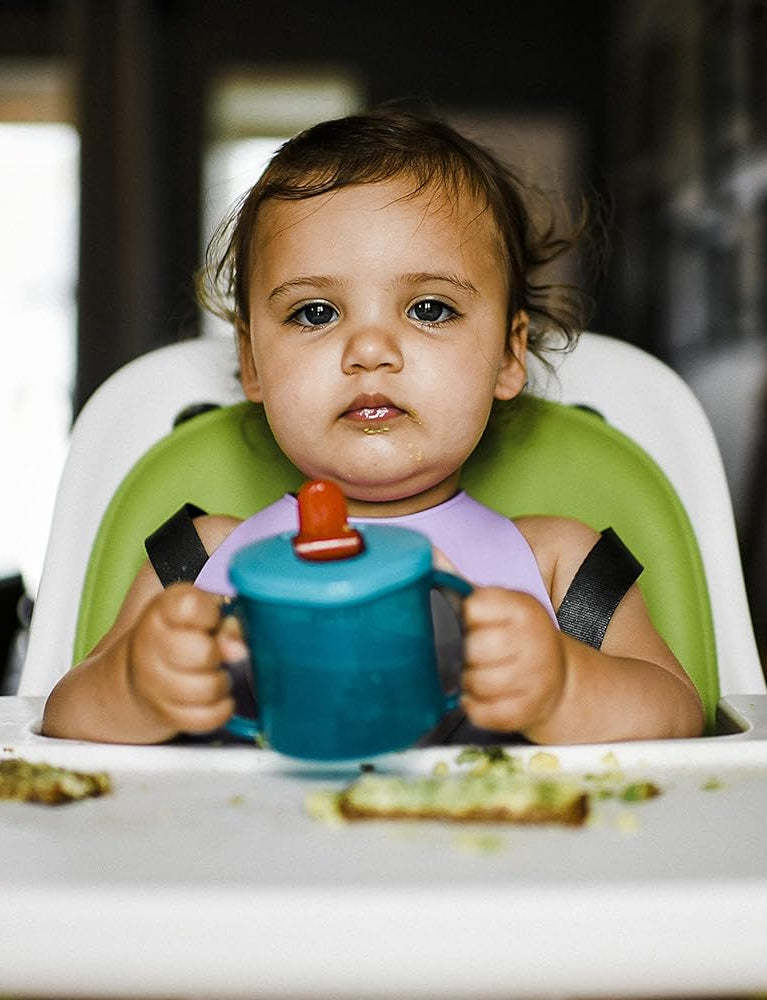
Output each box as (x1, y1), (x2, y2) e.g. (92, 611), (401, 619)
(42, 107), (705, 745)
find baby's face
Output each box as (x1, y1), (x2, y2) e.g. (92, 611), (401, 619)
(238, 177), (527, 516)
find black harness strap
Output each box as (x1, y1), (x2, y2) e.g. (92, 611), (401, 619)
(555, 527), (643, 650)
(144, 503), (209, 587)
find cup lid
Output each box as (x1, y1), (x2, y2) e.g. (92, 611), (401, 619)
(228, 523), (432, 606)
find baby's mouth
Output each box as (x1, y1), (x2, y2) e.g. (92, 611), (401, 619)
(341, 394), (406, 425)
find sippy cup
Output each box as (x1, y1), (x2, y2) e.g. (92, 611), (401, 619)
(225, 480), (471, 760)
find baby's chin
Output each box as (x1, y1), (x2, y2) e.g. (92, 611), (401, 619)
(340, 478), (460, 520)
(293, 456), (460, 515)
(332, 485), (424, 519)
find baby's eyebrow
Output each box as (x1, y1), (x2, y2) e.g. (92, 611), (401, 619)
(268, 275), (346, 302)
(396, 271), (480, 296)
(267, 271), (479, 302)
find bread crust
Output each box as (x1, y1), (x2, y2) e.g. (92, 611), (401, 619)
(339, 795), (589, 826)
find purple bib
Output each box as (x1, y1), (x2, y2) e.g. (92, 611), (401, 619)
(195, 491), (557, 624)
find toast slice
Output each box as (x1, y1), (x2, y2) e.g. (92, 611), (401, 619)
(0, 758), (111, 805)
(336, 770), (589, 826)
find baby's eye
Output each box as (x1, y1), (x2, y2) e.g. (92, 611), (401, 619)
(407, 299), (456, 324)
(289, 302), (338, 327)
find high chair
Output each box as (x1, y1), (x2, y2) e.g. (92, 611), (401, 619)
(18, 332), (766, 730)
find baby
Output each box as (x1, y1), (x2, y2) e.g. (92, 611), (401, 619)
(42, 107), (705, 745)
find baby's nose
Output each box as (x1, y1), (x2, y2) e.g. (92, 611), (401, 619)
(341, 324), (404, 373)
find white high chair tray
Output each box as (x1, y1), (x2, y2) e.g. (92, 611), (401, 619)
(2, 694), (767, 999)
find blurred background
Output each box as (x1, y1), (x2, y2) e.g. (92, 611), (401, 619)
(1, 0), (767, 690)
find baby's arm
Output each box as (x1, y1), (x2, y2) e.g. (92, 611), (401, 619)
(42, 515), (244, 744)
(460, 517), (705, 743)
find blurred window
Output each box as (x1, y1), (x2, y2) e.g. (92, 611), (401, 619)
(0, 62), (78, 595)
(201, 69), (361, 337)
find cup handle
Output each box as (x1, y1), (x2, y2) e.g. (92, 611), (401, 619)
(431, 569), (473, 710)
(220, 600), (264, 743)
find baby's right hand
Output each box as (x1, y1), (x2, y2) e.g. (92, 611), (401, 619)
(127, 583), (239, 737)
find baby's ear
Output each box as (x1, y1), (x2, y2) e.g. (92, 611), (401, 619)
(236, 320), (263, 402)
(494, 310), (528, 401)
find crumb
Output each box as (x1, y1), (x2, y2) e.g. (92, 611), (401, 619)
(528, 751), (560, 773)
(455, 745), (520, 776)
(304, 789), (346, 826)
(619, 781), (661, 802)
(701, 777), (724, 791)
(451, 831), (507, 854)
(615, 811), (640, 834)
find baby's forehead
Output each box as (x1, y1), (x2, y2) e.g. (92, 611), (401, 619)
(252, 176), (500, 247)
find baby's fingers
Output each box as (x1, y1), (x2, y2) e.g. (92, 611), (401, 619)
(159, 583), (222, 633)
(462, 660), (519, 701)
(432, 546), (458, 574)
(135, 610), (220, 676)
(463, 618), (517, 670)
(148, 648), (234, 734)
(217, 611), (247, 662)
(462, 587), (529, 627)
(461, 691), (527, 733)
(171, 699), (236, 734)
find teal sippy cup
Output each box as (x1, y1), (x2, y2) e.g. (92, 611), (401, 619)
(225, 480), (472, 760)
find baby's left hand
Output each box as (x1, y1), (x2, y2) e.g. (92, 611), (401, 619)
(460, 587), (567, 735)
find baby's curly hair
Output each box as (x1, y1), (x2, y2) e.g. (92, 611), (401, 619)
(197, 106), (600, 361)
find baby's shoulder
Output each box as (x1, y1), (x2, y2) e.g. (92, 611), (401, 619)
(513, 514), (599, 550)
(192, 513), (243, 553)
(513, 515), (601, 604)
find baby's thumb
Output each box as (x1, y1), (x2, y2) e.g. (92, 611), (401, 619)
(432, 546), (458, 574)
(217, 611), (247, 662)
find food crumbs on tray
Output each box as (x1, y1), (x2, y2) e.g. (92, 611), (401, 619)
(451, 831), (507, 854)
(619, 781), (661, 802)
(228, 794), (246, 807)
(528, 751), (560, 773)
(0, 758), (111, 805)
(455, 745), (521, 776)
(303, 746), (662, 830)
(615, 811), (640, 834)
(701, 777), (724, 792)
(304, 789), (346, 826)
